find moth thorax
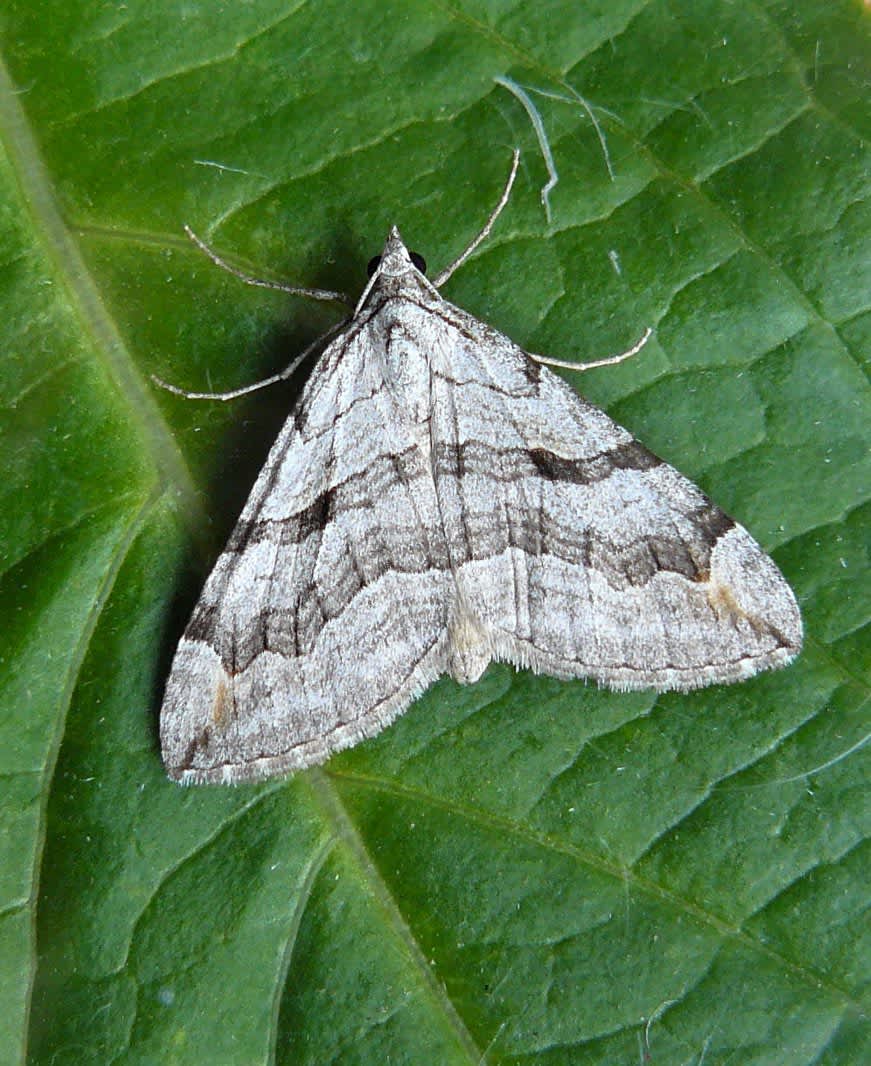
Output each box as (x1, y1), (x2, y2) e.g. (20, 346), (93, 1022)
(383, 329), (432, 423)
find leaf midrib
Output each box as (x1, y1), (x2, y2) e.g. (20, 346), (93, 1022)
(328, 769), (867, 1014)
(0, 53), (205, 539)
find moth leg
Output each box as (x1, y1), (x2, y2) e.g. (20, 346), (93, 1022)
(151, 319), (349, 401)
(529, 326), (653, 373)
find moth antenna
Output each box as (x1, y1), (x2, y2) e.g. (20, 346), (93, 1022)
(432, 149), (520, 288)
(183, 225), (354, 307)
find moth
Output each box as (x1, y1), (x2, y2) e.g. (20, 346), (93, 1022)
(158, 152), (801, 784)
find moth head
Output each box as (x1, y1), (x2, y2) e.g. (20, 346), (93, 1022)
(367, 225), (427, 278)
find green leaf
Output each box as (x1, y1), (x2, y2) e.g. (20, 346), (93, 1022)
(1, 1), (868, 1063)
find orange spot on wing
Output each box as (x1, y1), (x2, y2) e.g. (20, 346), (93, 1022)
(706, 581), (767, 636)
(212, 677), (233, 728)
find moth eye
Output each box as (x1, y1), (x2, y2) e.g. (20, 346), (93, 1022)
(368, 251), (427, 276)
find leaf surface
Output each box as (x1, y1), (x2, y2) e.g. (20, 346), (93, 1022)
(0, 1), (868, 1063)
